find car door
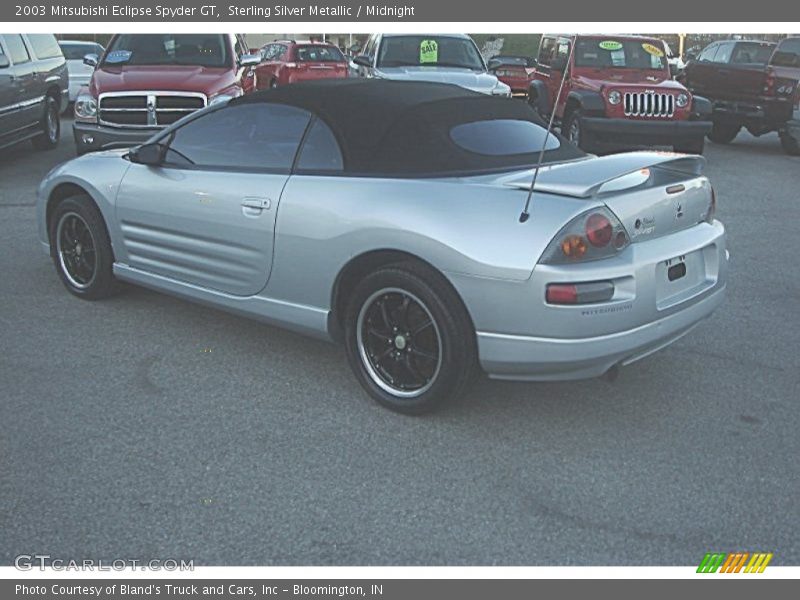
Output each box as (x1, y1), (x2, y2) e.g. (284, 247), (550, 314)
(0, 38), (15, 138)
(0, 34), (38, 133)
(115, 102), (312, 296)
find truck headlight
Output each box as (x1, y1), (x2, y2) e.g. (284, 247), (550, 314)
(676, 93), (690, 108)
(74, 94), (97, 121)
(608, 90), (622, 105)
(209, 88), (243, 105)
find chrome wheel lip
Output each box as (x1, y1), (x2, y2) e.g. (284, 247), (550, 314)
(356, 287), (443, 399)
(56, 212), (96, 290)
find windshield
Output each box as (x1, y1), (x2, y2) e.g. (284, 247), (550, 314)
(574, 38), (668, 70)
(377, 36), (485, 70)
(296, 45), (345, 62)
(59, 42), (104, 60)
(103, 34), (230, 68)
(770, 38), (800, 67)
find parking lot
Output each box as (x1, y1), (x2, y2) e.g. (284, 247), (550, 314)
(0, 117), (798, 566)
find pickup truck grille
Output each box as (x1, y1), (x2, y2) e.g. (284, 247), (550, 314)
(98, 92), (207, 128)
(623, 92), (675, 118)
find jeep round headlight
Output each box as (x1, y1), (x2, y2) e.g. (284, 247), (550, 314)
(74, 94), (97, 120)
(676, 93), (690, 108)
(608, 90), (622, 105)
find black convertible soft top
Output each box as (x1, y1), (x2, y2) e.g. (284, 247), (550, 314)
(232, 79), (583, 175)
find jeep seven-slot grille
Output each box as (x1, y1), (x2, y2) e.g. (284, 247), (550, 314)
(623, 92), (675, 118)
(98, 93), (207, 128)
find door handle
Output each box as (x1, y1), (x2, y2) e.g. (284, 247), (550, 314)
(241, 197), (271, 213)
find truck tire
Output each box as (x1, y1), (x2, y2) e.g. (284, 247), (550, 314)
(779, 131), (800, 156)
(32, 96), (60, 151)
(561, 109), (594, 152)
(707, 120), (740, 144)
(673, 138), (705, 155)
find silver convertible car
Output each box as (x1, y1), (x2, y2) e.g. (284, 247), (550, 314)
(36, 80), (728, 413)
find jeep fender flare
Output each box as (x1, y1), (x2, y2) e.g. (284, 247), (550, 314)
(527, 80), (550, 115)
(564, 90), (606, 119)
(690, 95), (713, 120)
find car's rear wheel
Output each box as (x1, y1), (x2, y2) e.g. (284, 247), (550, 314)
(49, 194), (117, 300)
(344, 262), (476, 414)
(707, 120), (740, 144)
(32, 96), (60, 151)
(779, 131), (800, 156)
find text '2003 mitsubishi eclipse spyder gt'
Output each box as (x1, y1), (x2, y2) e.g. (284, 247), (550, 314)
(37, 80), (728, 413)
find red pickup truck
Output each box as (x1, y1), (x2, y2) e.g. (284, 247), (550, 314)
(72, 33), (259, 155)
(680, 37), (800, 155)
(528, 34), (712, 154)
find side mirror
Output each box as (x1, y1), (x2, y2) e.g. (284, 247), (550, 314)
(349, 44), (361, 54)
(487, 58), (501, 71)
(353, 55), (372, 68)
(527, 58), (538, 68)
(239, 53), (260, 67)
(129, 142), (165, 166)
(83, 53), (99, 68)
(684, 52), (697, 63)
(0, 54), (9, 69)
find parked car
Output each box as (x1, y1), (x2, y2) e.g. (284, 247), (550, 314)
(487, 55), (536, 98)
(528, 34), (712, 154)
(0, 34), (68, 152)
(37, 80), (727, 414)
(680, 37), (800, 155)
(352, 33), (511, 96)
(58, 40), (105, 105)
(253, 40), (348, 89)
(72, 33), (259, 155)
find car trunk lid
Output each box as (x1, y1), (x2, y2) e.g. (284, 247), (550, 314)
(503, 151), (713, 242)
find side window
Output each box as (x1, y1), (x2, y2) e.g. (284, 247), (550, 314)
(538, 37), (556, 67)
(165, 103), (312, 172)
(698, 43), (718, 62)
(274, 44), (287, 60)
(3, 34), (31, 64)
(715, 42), (734, 64)
(296, 119), (344, 172)
(261, 44), (275, 60)
(27, 34), (62, 59)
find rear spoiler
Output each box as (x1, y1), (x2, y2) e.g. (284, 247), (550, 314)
(505, 152), (706, 199)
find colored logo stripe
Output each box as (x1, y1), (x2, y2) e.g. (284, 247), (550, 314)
(697, 552), (773, 573)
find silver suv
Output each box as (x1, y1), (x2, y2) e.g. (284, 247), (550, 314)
(352, 33), (511, 97)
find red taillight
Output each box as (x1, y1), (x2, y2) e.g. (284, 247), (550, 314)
(585, 213), (613, 247)
(546, 284), (578, 304)
(285, 62), (297, 68)
(764, 68), (776, 96)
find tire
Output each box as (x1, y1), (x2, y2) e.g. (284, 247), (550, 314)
(32, 96), (60, 151)
(779, 131), (800, 156)
(48, 194), (118, 300)
(561, 108), (593, 152)
(707, 120), (740, 144)
(343, 261), (477, 414)
(673, 138), (705, 154)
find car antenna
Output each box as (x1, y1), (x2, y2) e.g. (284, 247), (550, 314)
(519, 37), (576, 223)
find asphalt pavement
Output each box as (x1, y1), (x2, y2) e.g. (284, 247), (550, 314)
(1, 119), (798, 565)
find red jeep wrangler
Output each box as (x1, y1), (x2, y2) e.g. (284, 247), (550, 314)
(73, 34), (259, 155)
(528, 34), (712, 154)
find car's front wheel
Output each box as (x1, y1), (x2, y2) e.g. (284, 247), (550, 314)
(49, 194), (118, 300)
(32, 96), (60, 151)
(344, 262), (477, 414)
(562, 109), (594, 152)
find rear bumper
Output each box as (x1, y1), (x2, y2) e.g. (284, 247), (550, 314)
(710, 98), (793, 124)
(478, 284), (725, 381)
(474, 221), (728, 381)
(73, 122), (158, 153)
(582, 117), (711, 146)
